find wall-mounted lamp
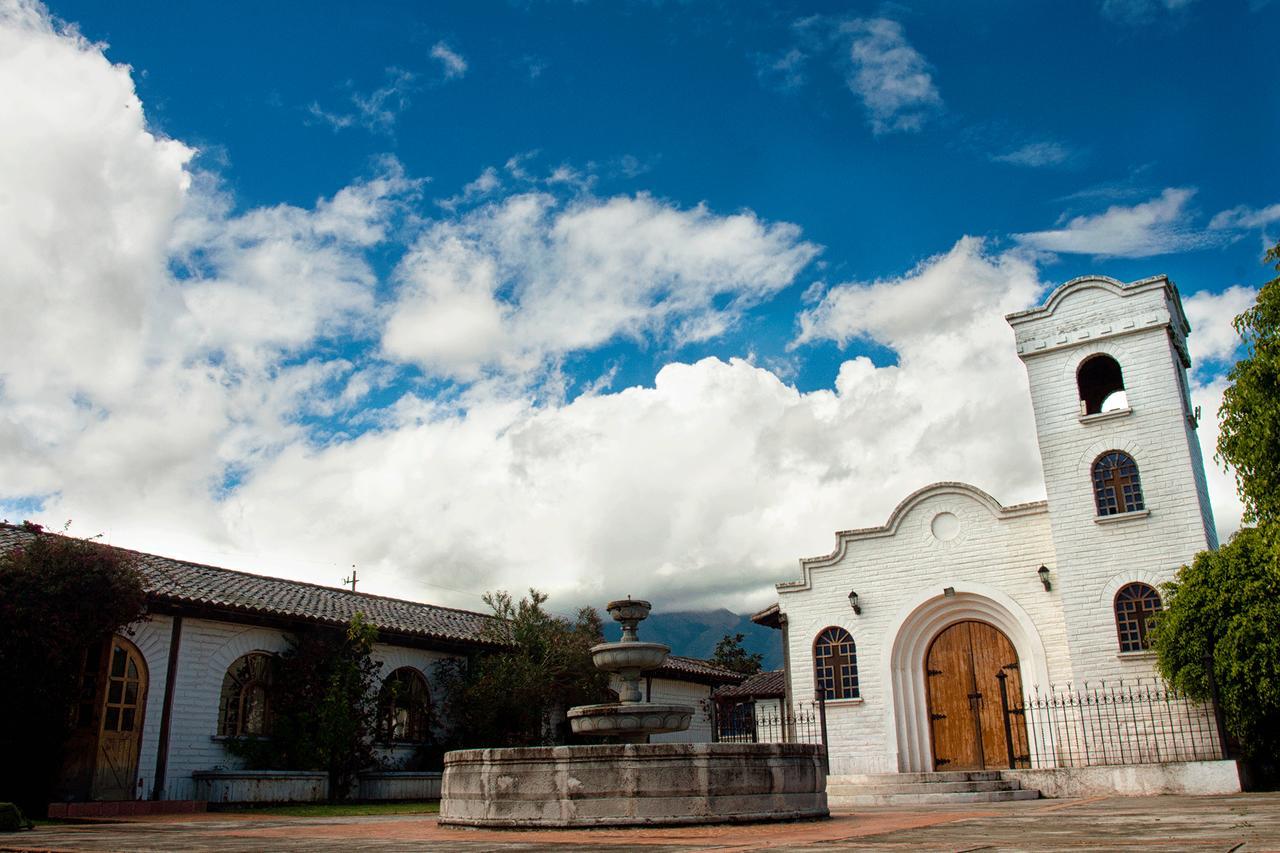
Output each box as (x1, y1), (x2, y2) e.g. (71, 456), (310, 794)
(1038, 565), (1052, 592)
(943, 586), (956, 598)
(848, 590), (862, 615)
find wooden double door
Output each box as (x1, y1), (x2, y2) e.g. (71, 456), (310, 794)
(925, 620), (1028, 771)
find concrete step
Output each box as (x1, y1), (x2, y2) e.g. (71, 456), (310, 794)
(827, 771), (1004, 785)
(827, 779), (1022, 797)
(827, 788), (1041, 808)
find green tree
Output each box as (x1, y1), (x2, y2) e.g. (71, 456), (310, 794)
(435, 589), (612, 748)
(710, 632), (764, 675)
(1153, 241), (1280, 776)
(1217, 239), (1280, 527)
(0, 522), (148, 812)
(1151, 527), (1280, 764)
(227, 614), (382, 799)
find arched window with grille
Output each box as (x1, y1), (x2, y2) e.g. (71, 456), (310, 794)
(1114, 583), (1162, 652)
(377, 667), (432, 743)
(813, 627), (860, 700)
(217, 652), (274, 737)
(1092, 451), (1145, 516)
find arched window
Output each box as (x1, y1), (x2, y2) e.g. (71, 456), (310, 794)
(218, 652), (274, 737)
(1092, 451), (1145, 515)
(1077, 354), (1127, 415)
(377, 667), (432, 743)
(1114, 583), (1162, 652)
(813, 627), (859, 700)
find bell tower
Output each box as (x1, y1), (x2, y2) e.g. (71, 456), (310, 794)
(1007, 275), (1216, 681)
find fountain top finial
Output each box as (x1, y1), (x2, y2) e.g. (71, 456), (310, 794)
(606, 598), (651, 642)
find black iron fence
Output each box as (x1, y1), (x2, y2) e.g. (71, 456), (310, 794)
(1007, 678), (1227, 769)
(712, 698), (827, 748)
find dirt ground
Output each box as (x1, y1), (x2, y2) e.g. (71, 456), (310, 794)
(6, 792), (1280, 852)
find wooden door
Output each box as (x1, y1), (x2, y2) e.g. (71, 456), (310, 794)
(91, 637), (147, 800)
(925, 621), (1026, 770)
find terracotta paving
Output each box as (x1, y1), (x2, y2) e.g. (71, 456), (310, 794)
(5, 793), (1280, 852)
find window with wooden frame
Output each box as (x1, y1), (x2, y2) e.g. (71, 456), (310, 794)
(377, 667), (432, 743)
(1092, 451), (1145, 516)
(217, 652), (274, 737)
(1114, 583), (1162, 652)
(814, 627), (860, 700)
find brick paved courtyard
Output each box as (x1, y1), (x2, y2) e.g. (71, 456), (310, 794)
(5, 793), (1280, 852)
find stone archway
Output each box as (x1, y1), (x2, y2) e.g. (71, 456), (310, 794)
(882, 585), (1050, 773)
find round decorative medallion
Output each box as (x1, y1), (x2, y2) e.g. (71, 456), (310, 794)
(931, 512), (960, 541)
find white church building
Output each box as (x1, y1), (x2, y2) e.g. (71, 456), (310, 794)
(759, 274), (1230, 782)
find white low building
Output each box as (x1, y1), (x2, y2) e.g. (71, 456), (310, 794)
(0, 523), (739, 808)
(762, 275), (1231, 783)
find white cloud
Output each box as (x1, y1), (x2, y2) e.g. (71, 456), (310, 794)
(1014, 187), (1216, 258)
(1183, 285), (1253, 369)
(0, 0), (1246, 619)
(1209, 202), (1280, 232)
(224, 238), (1064, 612)
(382, 192), (820, 381)
(992, 141), (1073, 168)
(841, 18), (942, 135)
(430, 41), (467, 79)
(309, 67), (417, 134)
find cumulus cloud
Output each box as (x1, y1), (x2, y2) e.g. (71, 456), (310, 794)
(224, 240), (1054, 612)
(1014, 187), (1217, 258)
(841, 18), (942, 135)
(382, 192), (820, 381)
(1183, 285), (1253, 370)
(0, 0), (1243, 617)
(430, 41), (467, 79)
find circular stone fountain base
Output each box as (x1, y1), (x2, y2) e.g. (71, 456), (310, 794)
(439, 742), (828, 828)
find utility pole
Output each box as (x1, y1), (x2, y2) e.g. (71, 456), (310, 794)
(343, 566), (358, 592)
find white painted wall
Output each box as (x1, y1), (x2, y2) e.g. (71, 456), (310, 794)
(777, 486), (1067, 774)
(124, 615), (462, 800)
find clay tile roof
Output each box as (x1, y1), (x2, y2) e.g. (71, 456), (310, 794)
(0, 523), (503, 648)
(651, 655), (746, 685)
(713, 668), (786, 699)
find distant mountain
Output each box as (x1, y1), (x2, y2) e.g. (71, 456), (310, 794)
(604, 608), (783, 671)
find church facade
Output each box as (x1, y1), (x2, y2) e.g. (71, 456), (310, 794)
(767, 274), (1223, 775)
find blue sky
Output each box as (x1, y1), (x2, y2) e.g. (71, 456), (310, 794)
(1, 0), (1277, 613)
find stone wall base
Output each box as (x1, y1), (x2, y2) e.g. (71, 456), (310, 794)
(440, 742), (828, 828)
(1002, 760), (1242, 798)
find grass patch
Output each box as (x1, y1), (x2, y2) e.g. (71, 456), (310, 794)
(220, 800), (439, 817)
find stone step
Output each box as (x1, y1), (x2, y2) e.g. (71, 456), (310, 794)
(827, 771), (1005, 785)
(827, 779), (1022, 796)
(827, 788), (1041, 808)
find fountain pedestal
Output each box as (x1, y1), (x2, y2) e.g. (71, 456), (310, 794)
(439, 597), (828, 828)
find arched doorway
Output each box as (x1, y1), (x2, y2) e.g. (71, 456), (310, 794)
(925, 620), (1028, 770)
(60, 635), (149, 801)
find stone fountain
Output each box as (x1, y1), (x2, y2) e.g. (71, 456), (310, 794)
(565, 597), (693, 740)
(439, 597), (828, 828)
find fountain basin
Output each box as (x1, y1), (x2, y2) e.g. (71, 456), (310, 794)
(440, 742), (828, 827)
(567, 702), (693, 737)
(590, 641), (670, 674)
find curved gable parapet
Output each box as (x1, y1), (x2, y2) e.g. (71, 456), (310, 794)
(776, 482), (1047, 592)
(1007, 274), (1176, 323)
(1005, 274), (1190, 359)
